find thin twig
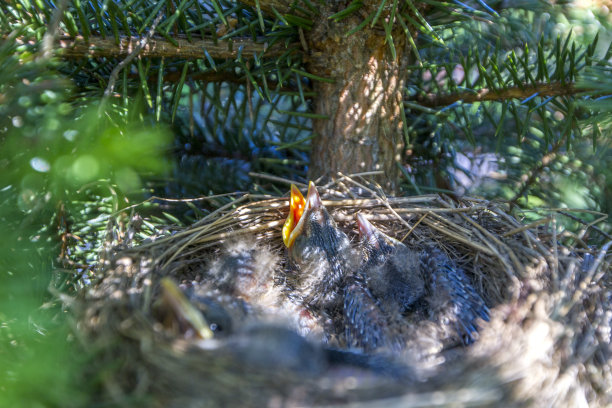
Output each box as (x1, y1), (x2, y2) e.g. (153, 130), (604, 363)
(459, 212), (525, 277)
(509, 136), (566, 209)
(248, 172), (307, 188)
(400, 213), (428, 242)
(558, 211), (611, 240)
(557, 240), (612, 318)
(419, 216), (494, 256)
(38, 0), (69, 61)
(502, 217), (552, 237)
(338, 172), (414, 230)
(491, 206), (549, 255)
(100, 12), (165, 111)
(411, 82), (584, 108)
(113, 192), (247, 217)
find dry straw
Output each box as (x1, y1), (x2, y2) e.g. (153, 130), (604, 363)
(73, 173), (611, 407)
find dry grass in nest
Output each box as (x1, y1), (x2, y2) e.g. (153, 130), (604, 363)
(72, 174), (611, 407)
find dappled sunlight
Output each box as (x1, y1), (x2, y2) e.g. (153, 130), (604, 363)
(333, 51), (404, 151)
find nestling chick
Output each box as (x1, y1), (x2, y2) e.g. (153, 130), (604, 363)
(342, 214), (424, 353)
(156, 278), (413, 380)
(354, 214), (489, 346)
(282, 182), (357, 319)
(202, 239), (325, 337)
(356, 213), (425, 313)
(206, 239), (282, 311)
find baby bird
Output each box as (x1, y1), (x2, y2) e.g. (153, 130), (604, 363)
(354, 214), (489, 347)
(156, 277), (413, 382)
(343, 214), (423, 353)
(356, 213), (425, 313)
(201, 239), (327, 337)
(205, 239), (282, 312)
(282, 182), (357, 327)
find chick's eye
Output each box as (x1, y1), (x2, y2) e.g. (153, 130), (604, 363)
(310, 211), (324, 225)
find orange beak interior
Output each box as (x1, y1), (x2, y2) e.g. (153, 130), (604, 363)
(282, 184), (306, 248)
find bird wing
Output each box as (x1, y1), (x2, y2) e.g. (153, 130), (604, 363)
(421, 248), (490, 345)
(343, 274), (402, 353)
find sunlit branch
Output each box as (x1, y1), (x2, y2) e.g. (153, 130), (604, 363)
(56, 35), (298, 60)
(412, 83), (586, 108)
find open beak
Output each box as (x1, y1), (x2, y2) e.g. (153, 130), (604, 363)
(159, 278), (214, 340)
(282, 181), (321, 248)
(356, 213), (380, 250)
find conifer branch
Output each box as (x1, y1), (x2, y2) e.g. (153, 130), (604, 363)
(57, 35), (298, 60)
(237, 0), (306, 16)
(412, 82), (584, 108)
(509, 135), (566, 209)
(103, 12), (164, 100)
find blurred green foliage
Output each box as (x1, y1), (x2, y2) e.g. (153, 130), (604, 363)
(0, 32), (171, 406)
(402, 5), (612, 234)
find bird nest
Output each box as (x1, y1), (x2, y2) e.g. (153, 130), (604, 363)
(72, 175), (611, 407)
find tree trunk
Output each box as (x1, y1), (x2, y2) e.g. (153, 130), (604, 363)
(305, 8), (409, 193)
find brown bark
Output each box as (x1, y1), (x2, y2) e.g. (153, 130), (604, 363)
(238, 0), (304, 16)
(413, 82), (583, 108)
(305, 10), (408, 193)
(56, 35), (295, 60)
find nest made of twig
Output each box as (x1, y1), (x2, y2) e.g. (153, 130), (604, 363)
(72, 174), (612, 408)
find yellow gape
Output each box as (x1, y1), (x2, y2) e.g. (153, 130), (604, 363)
(282, 184), (306, 248)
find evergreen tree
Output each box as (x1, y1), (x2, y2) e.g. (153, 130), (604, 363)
(3, 0), (611, 205)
